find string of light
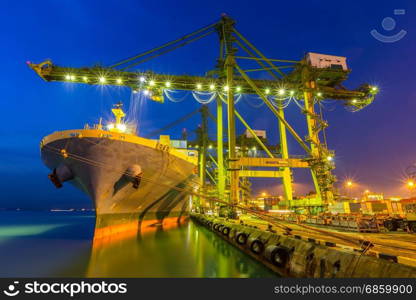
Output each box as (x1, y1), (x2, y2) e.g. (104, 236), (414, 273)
(61, 73), (378, 111)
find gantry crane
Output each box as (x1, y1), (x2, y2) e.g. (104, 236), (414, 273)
(27, 15), (378, 216)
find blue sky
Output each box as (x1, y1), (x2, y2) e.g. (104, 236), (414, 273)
(0, 0), (415, 209)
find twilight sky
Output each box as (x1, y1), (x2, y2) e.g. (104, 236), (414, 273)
(0, 0), (415, 209)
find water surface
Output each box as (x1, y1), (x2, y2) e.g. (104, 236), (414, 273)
(0, 211), (277, 277)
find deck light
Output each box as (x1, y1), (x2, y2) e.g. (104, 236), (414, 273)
(278, 88), (285, 95)
(265, 88), (270, 95)
(99, 77), (106, 83)
(117, 123), (127, 132)
(236, 86), (241, 92)
(149, 80), (155, 86)
(209, 84), (215, 90)
(139, 76), (146, 82)
(196, 83), (202, 90)
(165, 81), (171, 87)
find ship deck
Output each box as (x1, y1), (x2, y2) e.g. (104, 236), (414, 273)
(41, 128), (198, 166)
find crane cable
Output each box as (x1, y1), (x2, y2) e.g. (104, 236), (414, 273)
(120, 30), (216, 71)
(163, 89), (188, 103)
(51, 139), (202, 187)
(144, 107), (200, 138)
(110, 21), (218, 69)
(192, 91), (217, 104)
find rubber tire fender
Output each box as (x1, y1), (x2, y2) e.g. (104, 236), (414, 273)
(235, 232), (248, 245)
(248, 237), (265, 254)
(265, 245), (291, 268)
(222, 226), (230, 236)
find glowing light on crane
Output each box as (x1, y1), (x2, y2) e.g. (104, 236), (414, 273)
(326, 156), (333, 161)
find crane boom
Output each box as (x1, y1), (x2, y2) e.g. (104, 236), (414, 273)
(27, 60), (376, 108)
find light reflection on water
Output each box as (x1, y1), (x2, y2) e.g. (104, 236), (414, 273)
(0, 211), (277, 278)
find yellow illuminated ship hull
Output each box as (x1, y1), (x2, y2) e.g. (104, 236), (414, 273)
(40, 129), (198, 238)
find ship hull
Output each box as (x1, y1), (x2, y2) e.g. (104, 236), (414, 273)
(40, 129), (198, 237)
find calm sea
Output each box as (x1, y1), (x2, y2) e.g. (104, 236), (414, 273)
(0, 211), (277, 277)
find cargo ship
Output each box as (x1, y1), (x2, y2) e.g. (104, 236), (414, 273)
(40, 103), (198, 238)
